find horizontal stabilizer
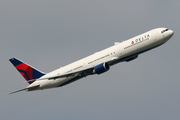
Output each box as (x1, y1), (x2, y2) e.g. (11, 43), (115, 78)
(9, 88), (26, 95)
(9, 85), (40, 94)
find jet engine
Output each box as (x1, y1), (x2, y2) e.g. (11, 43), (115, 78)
(93, 62), (110, 74)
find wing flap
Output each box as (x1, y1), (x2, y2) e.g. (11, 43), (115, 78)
(39, 66), (94, 80)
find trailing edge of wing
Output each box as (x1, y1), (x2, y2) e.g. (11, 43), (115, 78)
(39, 57), (118, 80)
(39, 66), (94, 80)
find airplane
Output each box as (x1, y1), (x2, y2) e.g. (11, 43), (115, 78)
(9, 28), (174, 94)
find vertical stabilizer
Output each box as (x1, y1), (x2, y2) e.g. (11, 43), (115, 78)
(9, 57), (45, 84)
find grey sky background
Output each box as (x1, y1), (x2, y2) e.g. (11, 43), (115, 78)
(1, 0), (180, 119)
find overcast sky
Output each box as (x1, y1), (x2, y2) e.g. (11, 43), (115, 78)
(1, 0), (180, 120)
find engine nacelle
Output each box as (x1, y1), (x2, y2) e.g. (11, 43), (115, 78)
(93, 62), (110, 74)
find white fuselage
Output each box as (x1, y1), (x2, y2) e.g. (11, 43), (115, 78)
(27, 28), (174, 91)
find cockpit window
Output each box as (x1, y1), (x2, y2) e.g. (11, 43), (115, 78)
(161, 28), (169, 33)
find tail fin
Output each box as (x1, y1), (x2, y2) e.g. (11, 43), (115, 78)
(9, 57), (45, 84)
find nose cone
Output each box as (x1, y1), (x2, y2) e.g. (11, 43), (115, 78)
(166, 30), (174, 39)
(163, 29), (174, 42)
(168, 30), (174, 38)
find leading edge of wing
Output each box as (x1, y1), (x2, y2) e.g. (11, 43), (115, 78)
(39, 66), (94, 80)
(39, 57), (118, 80)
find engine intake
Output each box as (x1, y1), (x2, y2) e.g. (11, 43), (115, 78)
(93, 63), (110, 74)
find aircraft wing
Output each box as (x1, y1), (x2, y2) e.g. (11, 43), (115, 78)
(39, 57), (118, 80)
(39, 66), (94, 80)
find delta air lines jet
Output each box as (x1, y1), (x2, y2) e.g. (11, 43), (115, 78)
(9, 28), (174, 94)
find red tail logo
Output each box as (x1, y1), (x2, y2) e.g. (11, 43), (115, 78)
(9, 58), (45, 84)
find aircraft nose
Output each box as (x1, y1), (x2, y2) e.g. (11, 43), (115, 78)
(167, 30), (174, 38)
(168, 30), (174, 37)
(164, 29), (174, 40)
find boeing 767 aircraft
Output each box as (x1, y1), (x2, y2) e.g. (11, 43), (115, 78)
(9, 28), (174, 94)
